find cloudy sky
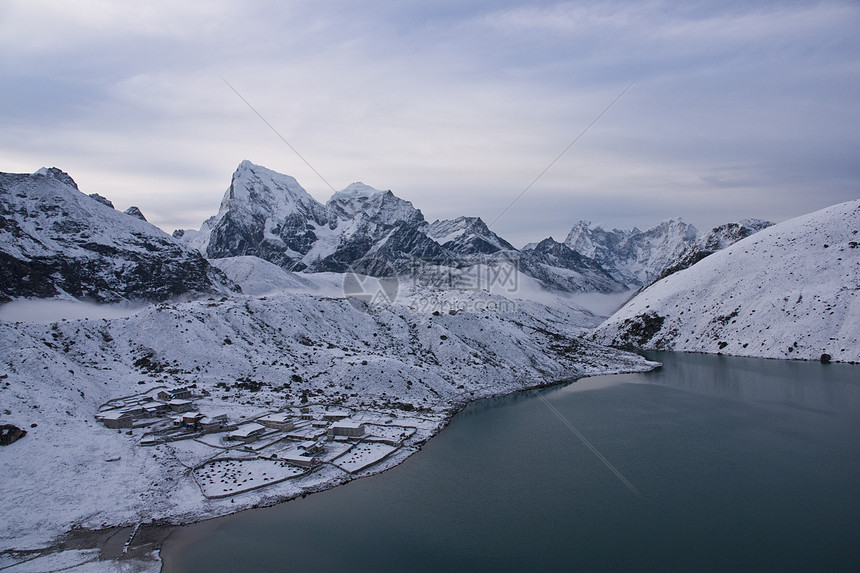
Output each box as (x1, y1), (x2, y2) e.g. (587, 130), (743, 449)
(2, 0), (858, 247)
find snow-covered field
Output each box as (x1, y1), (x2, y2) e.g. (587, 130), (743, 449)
(332, 442), (399, 474)
(592, 200), (860, 362)
(193, 458), (306, 498)
(0, 274), (654, 564)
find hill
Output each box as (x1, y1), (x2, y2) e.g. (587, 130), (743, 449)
(591, 201), (860, 362)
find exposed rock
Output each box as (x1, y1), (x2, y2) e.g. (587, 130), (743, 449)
(0, 424), (26, 446)
(88, 193), (115, 209)
(124, 206), (147, 221)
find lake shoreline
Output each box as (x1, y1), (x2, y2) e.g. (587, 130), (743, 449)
(2, 361), (661, 572)
(160, 351), (860, 573)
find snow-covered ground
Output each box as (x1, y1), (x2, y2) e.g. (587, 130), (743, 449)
(592, 200), (860, 362)
(0, 548), (160, 573)
(332, 442), (399, 473)
(0, 273), (654, 562)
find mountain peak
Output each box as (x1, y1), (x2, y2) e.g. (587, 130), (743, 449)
(204, 161), (329, 265)
(335, 182), (387, 199)
(124, 206), (147, 221)
(34, 167), (79, 190)
(0, 166), (236, 302)
(427, 216), (514, 255)
(562, 218), (698, 286)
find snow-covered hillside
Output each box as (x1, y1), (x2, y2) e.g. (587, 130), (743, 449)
(591, 201), (860, 362)
(0, 284), (654, 552)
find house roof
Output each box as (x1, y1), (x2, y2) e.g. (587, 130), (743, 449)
(331, 420), (364, 429)
(229, 423), (266, 438)
(259, 413), (292, 424)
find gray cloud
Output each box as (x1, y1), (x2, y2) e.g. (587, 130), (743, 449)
(1, 0), (858, 244)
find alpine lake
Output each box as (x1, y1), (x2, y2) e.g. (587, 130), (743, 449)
(162, 351), (860, 572)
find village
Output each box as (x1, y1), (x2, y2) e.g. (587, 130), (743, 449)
(95, 386), (427, 499)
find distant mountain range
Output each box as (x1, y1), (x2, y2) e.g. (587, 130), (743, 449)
(1, 161), (774, 302)
(173, 161), (770, 293)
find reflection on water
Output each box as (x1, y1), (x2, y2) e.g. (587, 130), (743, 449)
(644, 351), (859, 412)
(164, 352), (860, 573)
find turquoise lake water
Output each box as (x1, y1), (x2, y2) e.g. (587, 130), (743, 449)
(163, 352), (860, 572)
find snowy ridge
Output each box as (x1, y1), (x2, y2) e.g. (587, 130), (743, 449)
(517, 237), (628, 294)
(563, 218), (699, 286)
(327, 183), (415, 223)
(591, 200), (860, 362)
(651, 218), (774, 285)
(426, 216), (515, 255)
(0, 168), (235, 302)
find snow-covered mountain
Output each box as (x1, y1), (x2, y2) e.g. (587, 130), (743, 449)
(202, 161), (329, 267)
(427, 216), (515, 255)
(563, 218), (699, 286)
(178, 162), (446, 275)
(653, 219), (773, 283)
(519, 237), (627, 293)
(177, 161), (628, 292)
(591, 201), (860, 362)
(0, 168), (236, 303)
(316, 182), (446, 274)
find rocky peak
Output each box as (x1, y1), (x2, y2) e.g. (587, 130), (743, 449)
(87, 193), (115, 209)
(34, 167), (79, 190)
(562, 218), (699, 287)
(327, 183), (423, 228)
(205, 161), (329, 266)
(219, 160), (327, 225)
(124, 206), (147, 221)
(427, 216), (514, 255)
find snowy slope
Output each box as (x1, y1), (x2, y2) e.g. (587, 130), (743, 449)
(0, 168), (235, 303)
(591, 200), (860, 362)
(0, 285), (655, 552)
(208, 256), (317, 296)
